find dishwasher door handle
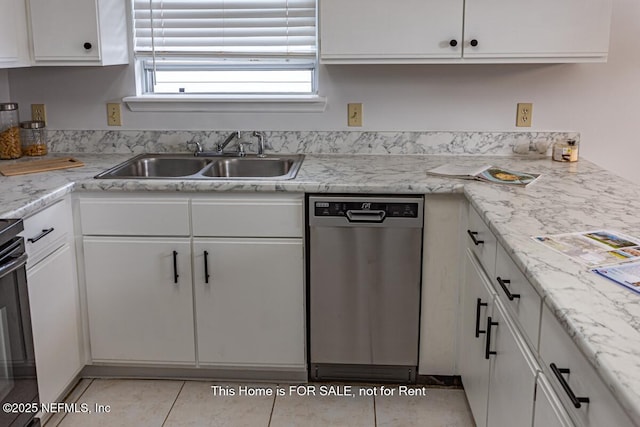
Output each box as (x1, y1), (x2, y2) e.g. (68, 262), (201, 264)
(346, 210), (386, 223)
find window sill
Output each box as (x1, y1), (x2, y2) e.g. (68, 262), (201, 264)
(123, 94), (327, 113)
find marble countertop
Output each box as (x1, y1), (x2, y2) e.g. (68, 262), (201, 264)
(1, 152), (639, 422)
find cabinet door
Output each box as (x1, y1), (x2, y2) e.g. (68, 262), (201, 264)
(83, 237), (195, 363)
(458, 250), (495, 427)
(486, 299), (538, 427)
(0, 0), (30, 67)
(27, 244), (82, 404)
(320, 0), (464, 62)
(194, 238), (305, 367)
(28, 0), (100, 61)
(464, 0), (612, 61)
(534, 374), (574, 427)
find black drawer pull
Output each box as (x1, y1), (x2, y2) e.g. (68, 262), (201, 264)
(497, 277), (520, 301)
(467, 230), (484, 245)
(27, 227), (54, 243)
(204, 250), (210, 284)
(172, 250), (179, 284)
(475, 298), (488, 338)
(485, 316), (498, 359)
(550, 363), (590, 408)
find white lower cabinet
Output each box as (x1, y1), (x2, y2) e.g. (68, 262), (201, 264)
(193, 238), (304, 367)
(459, 249), (495, 427)
(486, 298), (538, 427)
(27, 243), (82, 404)
(83, 237), (195, 363)
(79, 193), (305, 372)
(534, 374), (574, 427)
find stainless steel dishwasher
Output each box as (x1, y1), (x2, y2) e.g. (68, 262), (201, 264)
(308, 195), (424, 382)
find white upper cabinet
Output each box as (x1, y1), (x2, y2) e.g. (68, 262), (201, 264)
(319, 0), (612, 63)
(464, 0), (612, 62)
(320, 0), (464, 62)
(0, 0), (30, 68)
(27, 0), (129, 65)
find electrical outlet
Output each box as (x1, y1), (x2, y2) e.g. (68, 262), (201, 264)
(348, 103), (363, 127)
(516, 103), (533, 127)
(31, 104), (46, 124)
(106, 103), (122, 126)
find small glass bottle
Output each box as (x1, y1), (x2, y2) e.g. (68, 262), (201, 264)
(0, 103), (22, 160)
(552, 139), (579, 162)
(20, 121), (48, 156)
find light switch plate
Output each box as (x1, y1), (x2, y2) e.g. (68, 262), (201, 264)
(107, 103), (122, 126)
(348, 103), (363, 127)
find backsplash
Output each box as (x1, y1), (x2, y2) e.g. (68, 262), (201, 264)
(48, 130), (578, 156)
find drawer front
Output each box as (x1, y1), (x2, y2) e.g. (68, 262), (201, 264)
(23, 197), (72, 267)
(495, 243), (542, 349)
(80, 198), (190, 236)
(192, 194), (303, 237)
(539, 305), (634, 427)
(467, 204), (497, 278)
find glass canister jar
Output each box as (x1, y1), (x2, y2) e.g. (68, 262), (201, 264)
(20, 121), (48, 156)
(0, 103), (22, 159)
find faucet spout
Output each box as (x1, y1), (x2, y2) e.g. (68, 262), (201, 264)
(217, 131), (241, 153)
(252, 131), (267, 157)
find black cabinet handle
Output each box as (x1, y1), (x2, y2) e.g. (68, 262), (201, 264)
(485, 316), (498, 359)
(470, 39), (479, 47)
(449, 39), (458, 47)
(550, 363), (590, 408)
(27, 227), (54, 243)
(497, 277), (520, 301)
(172, 250), (179, 284)
(467, 230), (484, 245)
(83, 42), (92, 50)
(475, 298), (488, 338)
(204, 250), (210, 284)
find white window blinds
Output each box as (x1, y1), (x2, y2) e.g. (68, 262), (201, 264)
(133, 0), (317, 59)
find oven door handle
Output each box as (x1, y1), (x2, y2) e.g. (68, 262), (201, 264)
(0, 253), (28, 278)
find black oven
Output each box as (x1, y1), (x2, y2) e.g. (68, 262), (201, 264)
(0, 219), (39, 427)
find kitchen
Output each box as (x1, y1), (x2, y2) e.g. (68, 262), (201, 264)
(0, 0), (639, 426)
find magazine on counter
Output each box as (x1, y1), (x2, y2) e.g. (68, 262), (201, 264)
(533, 230), (640, 294)
(426, 164), (541, 187)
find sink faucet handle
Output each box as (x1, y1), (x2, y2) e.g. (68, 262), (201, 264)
(237, 142), (251, 157)
(252, 131), (267, 157)
(186, 141), (203, 155)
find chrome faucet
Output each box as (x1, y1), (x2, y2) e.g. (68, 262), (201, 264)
(186, 141), (203, 155)
(252, 131), (267, 157)
(217, 131), (241, 154)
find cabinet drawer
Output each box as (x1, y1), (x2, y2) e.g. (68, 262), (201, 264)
(192, 194), (303, 237)
(467, 204), (497, 278)
(494, 243), (542, 349)
(539, 305), (634, 427)
(22, 197), (72, 267)
(79, 197), (190, 236)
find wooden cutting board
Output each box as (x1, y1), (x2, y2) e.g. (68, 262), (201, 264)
(0, 157), (85, 176)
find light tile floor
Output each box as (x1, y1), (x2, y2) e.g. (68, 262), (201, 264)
(47, 379), (475, 427)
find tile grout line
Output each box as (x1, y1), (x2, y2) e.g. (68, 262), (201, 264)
(267, 384), (277, 426)
(160, 380), (186, 427)
(48, 378), (95, 427)
(373, 394), (378, 427)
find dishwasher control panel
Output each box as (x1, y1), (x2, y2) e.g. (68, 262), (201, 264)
(314, 201), (419, 218)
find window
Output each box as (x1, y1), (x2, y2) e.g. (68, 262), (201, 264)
(132, 0), (318, 95)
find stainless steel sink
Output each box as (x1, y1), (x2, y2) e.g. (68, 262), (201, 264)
(203, 157), (298, 178)
(95, 153), (304, 180)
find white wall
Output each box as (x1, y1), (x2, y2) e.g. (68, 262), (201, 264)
(0, 70), (10, 101)
(6, 0), (640, 182)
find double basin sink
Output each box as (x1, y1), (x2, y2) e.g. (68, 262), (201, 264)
(95, 153), (304, 180)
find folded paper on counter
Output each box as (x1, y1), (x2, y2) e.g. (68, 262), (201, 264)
(533, 229), (640, 295)
(427, 163), (541, 187)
